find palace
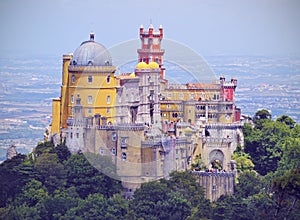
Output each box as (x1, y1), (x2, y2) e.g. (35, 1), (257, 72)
(51, 25), (243, 199)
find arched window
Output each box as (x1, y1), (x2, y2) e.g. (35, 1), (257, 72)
(88, 75), (93, 83)
(107, 75), (110, 84)
(112, 148), (116, 155)
(71, 75), (75, 83)
(121, 152), (127, 161)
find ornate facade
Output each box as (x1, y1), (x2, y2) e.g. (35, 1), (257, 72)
(51, 25), (243, 198)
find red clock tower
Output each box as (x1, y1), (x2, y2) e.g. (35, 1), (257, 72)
(137, 24), (165, 78)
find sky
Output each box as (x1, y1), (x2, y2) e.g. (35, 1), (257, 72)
(0, 0), (299, 58)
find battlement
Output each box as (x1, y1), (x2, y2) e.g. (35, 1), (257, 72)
(206, 123), (243, 129)
(97, 123), (144, 131)
(68, 65), (116, 73)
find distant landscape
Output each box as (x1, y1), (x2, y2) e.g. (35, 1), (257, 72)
(0, 55), (299, 160)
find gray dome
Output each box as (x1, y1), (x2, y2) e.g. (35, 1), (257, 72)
(71, 33), (112, 66)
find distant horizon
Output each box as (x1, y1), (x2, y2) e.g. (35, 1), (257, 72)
(1, 0), (299, 58)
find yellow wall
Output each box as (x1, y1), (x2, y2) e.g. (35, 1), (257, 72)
(51, 98), (61, 134)
(67, 67), (117, 124)
(60, 54), (72, 128)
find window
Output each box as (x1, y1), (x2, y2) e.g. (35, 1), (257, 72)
(88, 75), (93, 83)
(71, 95), (74, 103)
(100, 148), (104, 155)
(88, 96), (93, 104)
(107, 75), (110, 84)
(121, 137), (127, 149)
(121, 152), (127, 161)
(88, 108), (92, 115)
(106, 95), (110, 104)
(107, 108), (110, 114)
(71, 75), (75, 83)
(112, 132), (117, 141)
(76, 133), (79, 138)
(112, 148), (116, 155)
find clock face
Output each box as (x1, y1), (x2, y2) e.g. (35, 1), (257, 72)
(226, 114), (230, 120)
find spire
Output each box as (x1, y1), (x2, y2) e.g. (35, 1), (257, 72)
(90, 32), (95, 41)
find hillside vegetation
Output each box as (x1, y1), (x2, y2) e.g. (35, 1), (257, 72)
(0, 110), (299, 219)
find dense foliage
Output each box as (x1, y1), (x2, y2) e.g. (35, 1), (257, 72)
(0, 110), (299, 219)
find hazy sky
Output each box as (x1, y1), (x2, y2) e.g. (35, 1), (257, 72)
(0, 0), (299, 58)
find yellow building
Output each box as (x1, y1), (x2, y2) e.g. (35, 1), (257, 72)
(51, 33), (117, 133)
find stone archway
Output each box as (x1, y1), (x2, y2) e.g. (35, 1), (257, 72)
(209, 150), (224, 170)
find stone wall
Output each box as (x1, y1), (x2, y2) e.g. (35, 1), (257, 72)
(193, 171), (235, 202)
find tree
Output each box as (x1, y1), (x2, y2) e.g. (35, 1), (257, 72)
(276, 115), (296, 129)
(235, 170), (261, 198)
(0, 154), (31, 207)
(166, 171), (211, 219)
(254, 109), (272, 121)
(130, 181), (191, 220)
(35, 153), (67, 194)
(246, 192), (276, 219)
(277, 138), (300, 172)
(42, 187), (80, 219)
(231, 150), (254, 173)
(14, 179), (48, 207)
(64, 153), (121, 198)
(191, 154), (207, 171)
(49, 143), (71, 163)
(272, 169), (300, 220)
(63, 193), (108, 219)
(244, 120), (291, 175)
(105, 194), (131, 220)
(253, 109), (272, 129)
(212, 195), (251, 220)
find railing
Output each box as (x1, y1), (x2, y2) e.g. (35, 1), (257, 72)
(191, 171), (234, 177)
(68, 65), (116, 73)
(205, 123), (243, 129)
(97, 123), (144, 130)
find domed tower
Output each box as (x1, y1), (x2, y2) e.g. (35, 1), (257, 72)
(53, 32), (117, 133)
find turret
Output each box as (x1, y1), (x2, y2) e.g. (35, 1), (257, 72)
(231, 78), (237, 89)
(139, 25), (144, 37)
(219, 76), (225, 85)
(159, 24), (163, 39)
(149, 24), (153, 36)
